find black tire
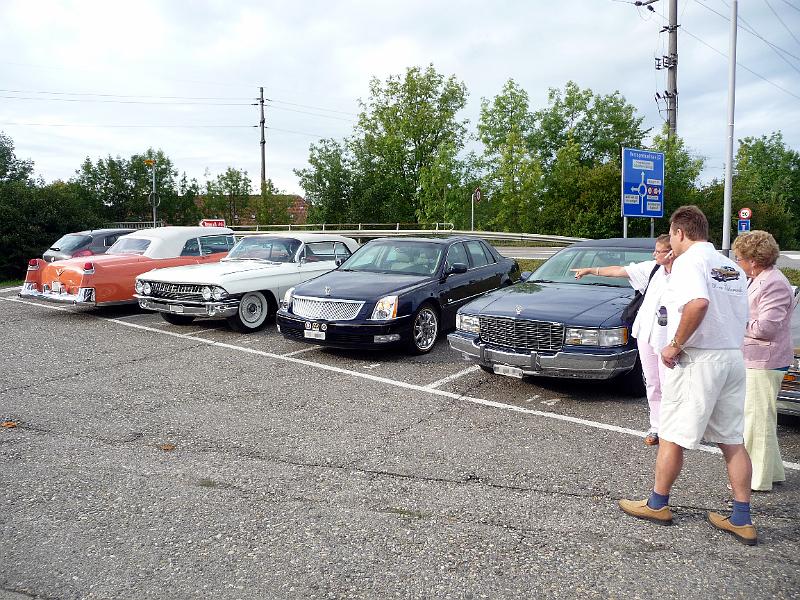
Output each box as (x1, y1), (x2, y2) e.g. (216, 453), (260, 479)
(616, 356), (646, 397)
(406, 303), (440, 355)
(226, 291), (274, 333)
(479, 364), (494, 374)
(160, 312), (195, 326)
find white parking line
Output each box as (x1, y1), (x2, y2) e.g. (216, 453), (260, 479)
(4, 295), (799, 472)
(282, 346), (319, 357)
(0, 286), (21, 294)
(425, 365), (481, 389)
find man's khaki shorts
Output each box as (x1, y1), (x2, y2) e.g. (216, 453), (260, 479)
(659, 348), (746, 449)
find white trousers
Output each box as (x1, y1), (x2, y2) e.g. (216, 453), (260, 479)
(638, 337), (665, 433)
(744, 368), (786, 491)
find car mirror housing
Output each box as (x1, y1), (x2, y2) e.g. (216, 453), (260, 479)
(521, 271), (532, 280)
(447, 262), (468, 275)
(335, 258), (344, 267)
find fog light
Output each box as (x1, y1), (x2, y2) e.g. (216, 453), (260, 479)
(374, 334), (401, 343)
(305, 321), (311, 330)
(321, 323), (328, 332)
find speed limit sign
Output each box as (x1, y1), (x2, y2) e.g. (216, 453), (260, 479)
(738, 207), (752, 220)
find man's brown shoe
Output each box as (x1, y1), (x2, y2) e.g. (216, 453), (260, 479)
(707, 512), (758, 546)
(619, 499), (673, 525)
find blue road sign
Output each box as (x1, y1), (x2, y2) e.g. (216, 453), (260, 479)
(621, 148), (665, 218)
(738, 219), (751, 233)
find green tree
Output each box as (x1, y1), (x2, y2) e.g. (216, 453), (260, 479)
(202, 167), (252, 225)
(530, 81), (649, 169)
(733, 132), (800, 248)
(353, 64), (469, 221)
(296, 138), (353, 223)
(477, 79), (541, 232)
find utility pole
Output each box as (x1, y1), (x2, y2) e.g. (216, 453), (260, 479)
(259, 87), (266, 195)
(144, 158), (158, 227)
(666, 0), (678, 139)
(721, 0), (738, 255)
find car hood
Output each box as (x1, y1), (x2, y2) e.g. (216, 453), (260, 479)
(461, 281), (634, 327)
(139, 260), (297, 285)
(293, 270), (429, 300)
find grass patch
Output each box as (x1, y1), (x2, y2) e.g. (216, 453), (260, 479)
(516, 259), (546, 273)
(780, 268), (800, 287)
(0, 279), (23, 288)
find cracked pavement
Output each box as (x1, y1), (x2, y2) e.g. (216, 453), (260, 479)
(1, 296), (799, 599)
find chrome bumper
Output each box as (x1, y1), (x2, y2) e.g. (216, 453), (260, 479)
(19, 283), (96, 306)
(447, 332), (638, 380)
(135, 295), (239, 318)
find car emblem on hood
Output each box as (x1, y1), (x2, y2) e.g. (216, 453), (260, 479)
(324, 286), (332, 296)
(515, 305), (523, 315)
(56, 268), (65, 276)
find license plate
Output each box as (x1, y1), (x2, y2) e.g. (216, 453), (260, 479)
(304, 330), (325, 340)
(169, 304), (184, 313)
(51, 281), (62, 293)
(493, 364), (523, 378)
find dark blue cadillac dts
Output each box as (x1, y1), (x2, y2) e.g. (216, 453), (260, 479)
(276, 237), (520, 354)
(448, 238), (655, 395)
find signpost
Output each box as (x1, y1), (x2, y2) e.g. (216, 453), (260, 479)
(471, 186), (481, 231)
(144, 159), (157, 228)
(621, 147), (665, 238)
(200, 219), (227, 228)
(737, 207), (752, 234)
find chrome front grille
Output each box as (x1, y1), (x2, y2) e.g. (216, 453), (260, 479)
(149, 282), (205, 302)
(479, 316), (564, 352)
(292, 296), (364, 321)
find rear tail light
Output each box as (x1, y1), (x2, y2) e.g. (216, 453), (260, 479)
(27, 259), (40, 271)
(72, 249), (93, 257)
(83, 262), (95, 274)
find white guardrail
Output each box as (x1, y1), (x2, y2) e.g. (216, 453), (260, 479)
(229, 223), (586, 246)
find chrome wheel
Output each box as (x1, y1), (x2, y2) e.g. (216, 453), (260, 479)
(228, 291), (270, 332)
(411, 305), (438, 353)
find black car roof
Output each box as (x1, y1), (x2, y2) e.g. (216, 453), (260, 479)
(367, 236), (486, 245)
(570, 237), (657, 249)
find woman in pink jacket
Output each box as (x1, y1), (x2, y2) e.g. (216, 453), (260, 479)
(732, 230), (794, 491)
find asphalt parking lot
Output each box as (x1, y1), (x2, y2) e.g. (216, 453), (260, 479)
(1, 287), (799, 599)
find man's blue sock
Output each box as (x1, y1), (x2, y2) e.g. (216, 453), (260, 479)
(647, 490), (670, 510)
(730, 500), (752, 526)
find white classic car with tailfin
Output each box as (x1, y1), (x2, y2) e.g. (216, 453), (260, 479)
(134, 233), (358, 332)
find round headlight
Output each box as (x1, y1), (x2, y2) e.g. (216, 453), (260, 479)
(142, 282), (151, 295)
(135, 280), (143, 294)
(201, 286), (212, 301)
(211, 286), (227, 301)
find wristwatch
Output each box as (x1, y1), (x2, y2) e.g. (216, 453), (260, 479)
(669, 338), (683, 351)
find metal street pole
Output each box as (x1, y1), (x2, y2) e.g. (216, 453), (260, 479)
(721, 0), (738, 255)
(144, 159), (157, 227)
(471, 192), (475, 232)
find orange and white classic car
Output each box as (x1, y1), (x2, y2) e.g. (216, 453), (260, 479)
(20, 226), (235, 307)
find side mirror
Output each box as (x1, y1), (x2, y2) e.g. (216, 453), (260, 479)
(521, 271), (532, 280)
(299, 256), (306, 265)
(447, 262), (468, 276)
(335, 258), (344, 267)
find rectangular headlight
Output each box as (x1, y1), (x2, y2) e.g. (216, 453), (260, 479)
(565, 327), (627, 347)
(456, 313), (480, 334)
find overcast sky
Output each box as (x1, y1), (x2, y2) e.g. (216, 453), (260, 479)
(1, 0), (798, 198)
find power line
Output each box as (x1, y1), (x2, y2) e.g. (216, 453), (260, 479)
(265, 102), (356, 123)
(681, 26), (800, 101)
(0, 122), (256, 128)
(0, 88), (253, 101)
(0, 94), (255, 106)
(765, 0), (800, 48)
(778, 0), (800, 13)
(694, 0), (800, 65)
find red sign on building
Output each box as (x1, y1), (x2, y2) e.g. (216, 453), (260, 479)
(199, 219), (227, 227)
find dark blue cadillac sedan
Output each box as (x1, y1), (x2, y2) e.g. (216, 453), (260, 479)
(448, 238), (655, 395)
(276, 237), (520, 354)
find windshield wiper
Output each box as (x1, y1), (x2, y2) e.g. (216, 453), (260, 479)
(528, 279), (557, 283)
(583, 281), (620, 287)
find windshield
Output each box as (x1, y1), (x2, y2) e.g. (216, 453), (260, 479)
(50, 234), (90, 252)
(529, 246), (654, 287)
(340, 241), (443, 276)
(107, 237), (151, 256)
(224, 236), (301, 263)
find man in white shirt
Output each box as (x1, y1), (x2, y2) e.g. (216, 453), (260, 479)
(618, 205), (757, 545)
